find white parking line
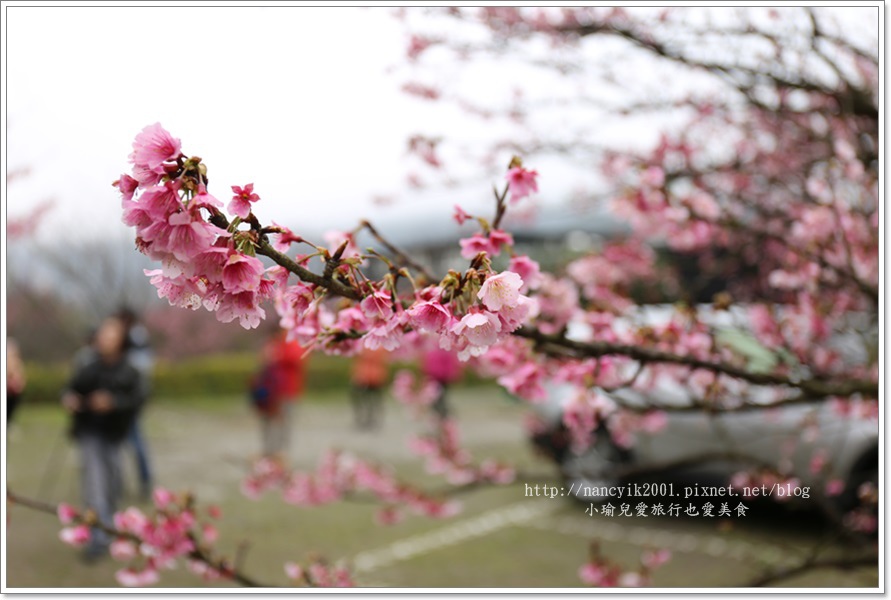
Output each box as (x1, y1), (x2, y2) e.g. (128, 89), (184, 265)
(524, 515), (802, 567)
(350, 500), (558, 574)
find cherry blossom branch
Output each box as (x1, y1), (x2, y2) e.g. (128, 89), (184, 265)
(6, 489), (273, 587)
(10, 485), (361, 587)
(255, 237), (362, 301)
(490, 181), (510, 231)
(207, 209), (366, 302)
(515, 327), (878, 399)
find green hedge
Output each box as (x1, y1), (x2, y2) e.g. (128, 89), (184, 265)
(23, 353), (487, 405)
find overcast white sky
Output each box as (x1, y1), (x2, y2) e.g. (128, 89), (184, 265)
(4, 4), (881, 247)
(5, 6), (494, 243)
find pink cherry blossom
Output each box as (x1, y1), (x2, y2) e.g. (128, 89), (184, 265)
(190, 187), (224, 211)
(496, 294), (537, 331)
(221, 251), (265, 293)
(392, 370), (441, 408)
(189, 244), (229, 283)
(639, 410), (668, 434)
(407, 34), (434, 60)
(791, 206), (836, 243)
(607, 411), (638, 449)
(478, 271), (523, 311)
(216, 290), (266, 329)
(284, 561), (304, 581)
(59, 524), (91, 547)
(229, 184), (260, 219)
(642, 548), (671, 569)
(578, 563), (616, 587)
(114, 174), (140, 201)
(844, 510), (877, 535)
(479, 459), (516, 484)
(110, 538), (139, 561)
(276, 282), (316, 324)
(563, 388), (616, 450)
(508, 255), (542, 292)
(641, 165), (665, 187)
(452, 310), (502, 350)
(497, 361), (547, 402)
(488, 229), (514, 254)
(202, 524), (219, 544)
(825, 479), (845, 496)
(459, 233), (494, 259)
(809, 451), (827, 474)
(684, 192), (720, 221)
(453, 204), (471, 225)
(270, 222), (304, 252)
(333, 306), (370, 332)
(116, 566), (160, 587)
(406, 300), (452, 333)
(505, 166), (539, 203)
(121, 197), (155, 231)
(152, 487), (176, 510)
(187, 560), (224, 582)
(138, 181), (183, 221)
(145, 270), (207, 311)
(475, 341), (523, 377)
(360, 290), (394, 321)
(364, 315), (405, 351)
(402, 82), (441, 101)
(130, 161), (163, 187)
(114, 507), (150, 534)
(130, 123), (181, 174)
(142, 211), (217, 263)
(56, 503), (78, 525)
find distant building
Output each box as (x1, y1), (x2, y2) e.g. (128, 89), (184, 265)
(383, 203), (629, 276)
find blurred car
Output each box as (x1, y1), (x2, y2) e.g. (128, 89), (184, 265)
(528, 308), (878, 518)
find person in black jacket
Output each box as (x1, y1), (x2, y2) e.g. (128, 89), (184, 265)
(62, 315), (144, 560)
(117, 307), (155, 500)
(6, 338), (26, 425)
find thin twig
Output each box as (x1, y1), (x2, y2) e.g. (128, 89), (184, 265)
(359, 220), (436, 283)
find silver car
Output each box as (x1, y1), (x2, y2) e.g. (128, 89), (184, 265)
(529, 310), (878, 520)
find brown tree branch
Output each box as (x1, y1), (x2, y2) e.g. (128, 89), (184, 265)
(514, 327), (878, 399)
(256, 238), (362, 302)
(745, 555), (876, 587)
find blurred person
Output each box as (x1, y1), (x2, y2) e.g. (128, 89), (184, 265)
(251, 330), (306, 463)
(62, 315), (145, 561)
(350, 347), (390, 430)
(116, 307), (155, 500)
(422, 347), (462, 421)
(6, 338), (26, 425)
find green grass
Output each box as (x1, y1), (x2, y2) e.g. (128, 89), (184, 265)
(5, 389), (879, 589)
(23, 352), (493, 405)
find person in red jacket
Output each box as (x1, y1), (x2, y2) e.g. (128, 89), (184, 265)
(254, 331), (306, 462)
